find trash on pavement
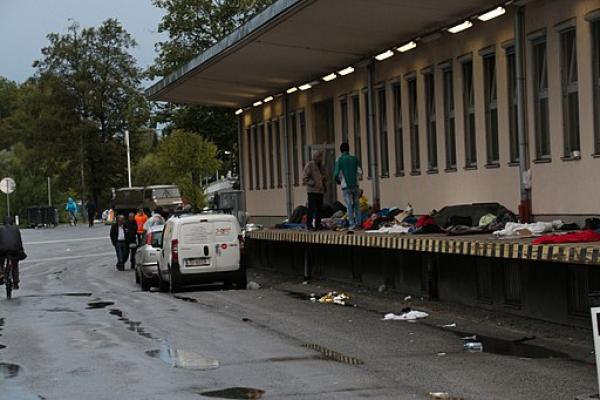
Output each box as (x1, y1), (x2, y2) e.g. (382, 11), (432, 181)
(378, 284), (386, 293)
(318, 292), (351, 306)
(464, 342), (484, 352)
(246, 281), (261, 290)
(439, 323), (456, 328)
(382, 310), (429, 321)
(429, 393), (450, 400)
(461, 335), (477, 341)
(404, 295), (412, 301)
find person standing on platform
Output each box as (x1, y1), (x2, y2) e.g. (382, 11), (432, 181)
(302, 150), (327, 231)
(334, 142), (362, 230)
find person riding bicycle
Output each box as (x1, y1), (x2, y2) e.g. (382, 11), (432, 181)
(0, 216), (27, 289)
(65, 197), (79, 226)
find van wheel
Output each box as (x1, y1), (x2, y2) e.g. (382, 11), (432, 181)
(235, 269), (247, 289)
(140, 274), (151, 291)
(157, 267), (168, 292)
(169, 265), (180, 293)
(135, 268), (140, 284)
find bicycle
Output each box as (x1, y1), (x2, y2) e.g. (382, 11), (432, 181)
(1, 259), (17, 300)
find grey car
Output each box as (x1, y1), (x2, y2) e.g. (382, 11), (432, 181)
(135, 225), (164, 291)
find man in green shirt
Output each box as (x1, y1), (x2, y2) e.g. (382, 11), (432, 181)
(333, 142), (363, 229)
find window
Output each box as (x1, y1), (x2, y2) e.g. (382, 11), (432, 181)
(246, 128), (253, 190)
(594, 20), (600, 153)
(407, 76), (420, 173)
(267, 121), (274, 188)
(532, 38), (550, 159)
(289, 113), (299, 185)
(260, 124), (267, 189)
(340, 97), (349, 143)
(252, 125), (260, 189)
(363, 90), (372, 178)
(483, 53), (499, 165)
(274, 118), (282, 187)
(377, 87), (389, 176)
(392, 83), (404, 175)
(442, 67), (457, 170)
(424, 70), (437, 171)
(560, 28), (580, 156)
(462, 59), (477, 167)
(506, 47), (519, 163)
(352, 95), (363, 175)
(299, 111), (307, 168)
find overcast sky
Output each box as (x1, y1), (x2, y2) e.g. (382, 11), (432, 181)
(0, 0), (166, 83)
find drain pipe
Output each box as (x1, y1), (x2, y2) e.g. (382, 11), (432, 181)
(515, 5), (532, 222)
(282, 94), (293, 219)
(366, 62), (380, 211)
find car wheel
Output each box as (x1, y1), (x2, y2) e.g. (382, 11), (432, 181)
(157, 266), (169, 293)
(140, 273), (151, 291)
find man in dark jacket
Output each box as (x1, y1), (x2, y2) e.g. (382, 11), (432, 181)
(110, 215), (129, 271)
(0, 216), (26, 289)
(126, 212), (138, 270)
(85, 200), (96, 228)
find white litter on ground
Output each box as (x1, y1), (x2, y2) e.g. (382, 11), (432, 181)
(246, 281), (261, 290)
(382, 310), (429, 321)
(440, 323), (457, 328)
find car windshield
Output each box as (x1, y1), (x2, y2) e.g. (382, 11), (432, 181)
(152, 188), (180, 199)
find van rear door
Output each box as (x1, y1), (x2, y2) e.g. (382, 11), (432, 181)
(214, 221), (240, 272)
(178, 221), (217, 274)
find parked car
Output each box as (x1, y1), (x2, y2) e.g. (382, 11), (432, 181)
(157, 213), (246, 292)
(135, 224), (164, 291)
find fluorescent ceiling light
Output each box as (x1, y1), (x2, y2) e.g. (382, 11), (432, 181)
(298, 83), (312, 91)
(253, 101), (263, 107)
(375, 49), (394, 61)
(338, 66), (354, 76)
(235, 109), (243, 115)
(397, 41), (417, 53)
(447, 20), (473, 34)
(263, 96), (273, 103)
(322, 73), (337, 82)
(478, 7), (506, 21)
(286, 87), (298, 94)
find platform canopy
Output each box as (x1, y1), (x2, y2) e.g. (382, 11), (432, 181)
(146, 0), (505, 108)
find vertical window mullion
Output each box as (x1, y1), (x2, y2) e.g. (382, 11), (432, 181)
(289, 114), (299, 186)
(407, 76), (420, 173)
(560, 28), (580, 156)
(483, 53), (499, 165)
(268, 121), (274, 189)
(377, 87), (389, 176)
(363, 90), (372, 178)
(462, 60), (476, 167)
(260, 124), (267, 189)
(299, 111), (307, 168)
(392, 83), (404, 175)
(443, 67), (456, 170)
(352, 95), (363, 176)
(275, 119), (282, 188)
(253, 125), (260, 190)
(246, 128), (253, 190)
(340, 97), (349, 144)
(593, 21), (600, 154)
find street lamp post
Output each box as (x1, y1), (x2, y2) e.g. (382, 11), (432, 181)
(125, 130), (132, 188)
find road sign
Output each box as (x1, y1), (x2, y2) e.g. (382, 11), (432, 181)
(0, 177), (16, 194)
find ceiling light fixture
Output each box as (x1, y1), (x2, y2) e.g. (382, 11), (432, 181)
(263, 96), (273, 103)
(235, 109), (243, 115)
(478, 6), (506, 21)
(253, 100), (263, 107)
(375, 49), (394, 61)
(298, 83), (312, 91)
(338, 66), (355, 76)
(447, 20), (473, 34)
(322, 73), (337, 82)
(286, 87), (298, 94)
(397, 41), (417, 53)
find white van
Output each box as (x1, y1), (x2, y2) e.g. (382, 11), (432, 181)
(157, 213), (246, 292)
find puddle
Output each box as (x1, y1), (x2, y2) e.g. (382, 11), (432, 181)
(146, 344), (219, 370)
(0, 344), (6, 350)
(22, 292), (92, 298)
(174, 295), (198, 303)
(108, 309), (155, 339)
(200, 387), (265, 399)
(452, 331), (569, 359)
(43, 308), (77, 313)
(0, 363), (20, 379)
(86, 301), (114, 309)
(109, 309), (123, 317)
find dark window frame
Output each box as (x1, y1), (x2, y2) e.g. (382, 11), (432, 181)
(424, 70), (438, 172)
(593, 20), (600, 154)
(267, 120), (275, 189)
(298, 110), (307, 169)
(506, 46), (519, 164)
(377, 86), (390, 177)
(352, 94), (363, 179)
(363, 89), (373, 178)
(483, 52), (499, 166)
(340, 96), (349, 144)
(259, 123), (267, 189)
(559, 27), (580, 157)
(532, 37), (551, 160)
(462, 59), (477, 168)
(252, 124), (260, 190)
(407, 76), (420, 174)
(246, 127), (253, 190)
(392, 82), (404, 175)
(274, 118), (283, 188)
(442, 66), (457, 170)
(289, 113), (299, 186)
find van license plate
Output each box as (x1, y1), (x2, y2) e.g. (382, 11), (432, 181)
(186, 258), (210, 267)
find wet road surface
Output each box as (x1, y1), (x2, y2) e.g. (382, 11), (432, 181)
(0, 225), (596, 399)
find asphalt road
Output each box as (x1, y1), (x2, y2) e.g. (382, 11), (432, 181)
(0, 225), (597, 399)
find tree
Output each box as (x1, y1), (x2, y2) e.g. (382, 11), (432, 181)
(156, 130), (220, 208)
(149, 0), (275, 166)
(33, 19), (150, 207)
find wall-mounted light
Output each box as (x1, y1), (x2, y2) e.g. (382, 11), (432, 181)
(322, 73), (337, 82)
(447, 20), (473, 34)
(286, 87), (298, 94)
(375, 49), (394, 61)
(478, 7), (506, 21)
(338, 66), (355, 76)
(263, 96), (273, 103)
(298, 83), (312, 91)
(235, 109), (243, 115)
(397, 41), (417, 53)
(253, 100), (263, 107)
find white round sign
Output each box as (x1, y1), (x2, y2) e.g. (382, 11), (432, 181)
(0, 177), (16, 194)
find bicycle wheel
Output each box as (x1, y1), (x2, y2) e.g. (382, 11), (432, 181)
(5, 262), (13, 299)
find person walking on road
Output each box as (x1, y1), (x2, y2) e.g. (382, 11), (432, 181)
(302, 150), (327, 231)
(110, 215), (129, 271)
(0, 216), (27, 289)
(134, 209), (148, 243)
(126, 212), (139, 270)
(85, 200), (96, 228)
(65, 197), (79, 226)
(334, 142), (363, 229)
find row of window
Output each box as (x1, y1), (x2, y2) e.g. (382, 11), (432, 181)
(341, 16), (600, 177)
(245, 111), (307, 191)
